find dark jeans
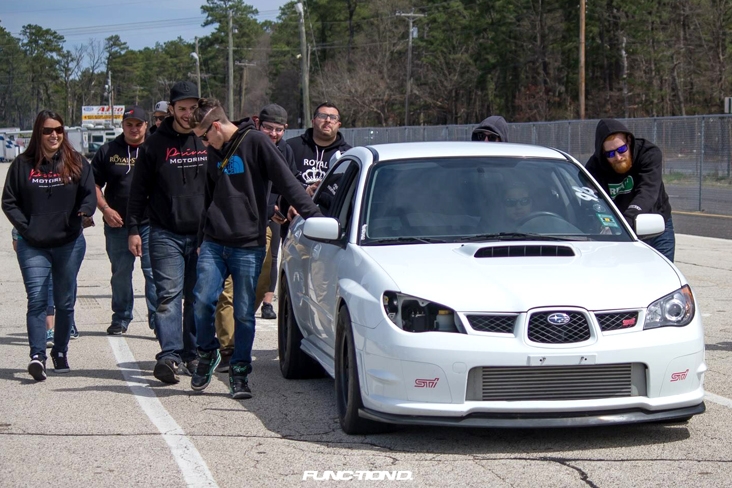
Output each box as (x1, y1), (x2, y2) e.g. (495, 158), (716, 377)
(194, 240), (265, 369)
(642, 217), (676, 262)
(104, 223), (156, 329)
(149, 227), (198, 364)
(16, 234), (86, 360)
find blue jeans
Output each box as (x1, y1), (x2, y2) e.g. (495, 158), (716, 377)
(642, 217), (676, 262)
(16, 234), (86, 360)
(104, 224), (156, 329)
(149, 227), (198, 364)
(194, 241), (265, 369)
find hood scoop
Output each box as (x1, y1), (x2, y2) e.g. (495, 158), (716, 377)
(474, 245), (575, 258)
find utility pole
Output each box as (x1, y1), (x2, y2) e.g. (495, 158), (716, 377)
(236, 61), (256, 118)
(295, 1), (311, 128)
(579, 0), (586, 120)
(107, 71), (114, 128)
(396, 11), (424, 126)
(194, 37), (202, 97)
(228, 9), (234, 117)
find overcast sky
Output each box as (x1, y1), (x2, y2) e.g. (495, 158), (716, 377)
(0, 0), (290, 51)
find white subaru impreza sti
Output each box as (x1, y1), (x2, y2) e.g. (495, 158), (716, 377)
(278, 142), (706, 435)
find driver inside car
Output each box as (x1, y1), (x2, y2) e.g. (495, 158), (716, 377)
(504, 185), (533, 226)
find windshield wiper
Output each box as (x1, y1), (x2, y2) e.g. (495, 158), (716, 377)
(365, 236), (449, 245)
(456, 232), (586, 242)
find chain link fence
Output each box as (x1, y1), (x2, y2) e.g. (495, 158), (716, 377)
(286, 115), (732, 215)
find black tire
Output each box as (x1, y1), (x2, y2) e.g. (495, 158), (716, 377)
(335, 306), (393, 435)
(277, 276), (324, 379)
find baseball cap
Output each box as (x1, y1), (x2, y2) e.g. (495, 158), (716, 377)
(170, 81), (199, 103)
(153, 101), (169, 113)
(259, 104), (288, 125)
(123, 105), (147, 122)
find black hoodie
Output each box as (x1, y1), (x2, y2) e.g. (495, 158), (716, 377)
(126, 117), (208, 236)
(2, 151), (96, 248)
(471, 116), (509, 142)
(200, 119), (322, 247)
(92, 133), (147, 224)
(585, 118), (671, 227)
(286, 128), (351, 183)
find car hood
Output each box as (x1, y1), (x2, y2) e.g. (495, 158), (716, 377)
(360, 241), (682, 312)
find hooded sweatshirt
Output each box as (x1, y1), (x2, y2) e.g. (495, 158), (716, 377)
(126, 116), (208, 236)
(200, 118), (322, 247)
(92, 133), (147, 224)
(2, 151), (96, 248)
(471, 116), (509, 142)
(585, 118), (671, 227)
(286, 128), (351, 183)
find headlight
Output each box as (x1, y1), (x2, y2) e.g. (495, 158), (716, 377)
(382, 291), (465, 333)
(644, 285), (695, 330)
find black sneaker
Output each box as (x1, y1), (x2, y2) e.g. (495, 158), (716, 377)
(28, 355), (47, 381)
(260, 302), (277, 319)
(106, 323), (127, 335)
(153, 358), (180, 384)
(180, 359), (198, 377)
(228, 364), (252, 399)
(52, 352), (70, 373)
(215, 348), (233, 373)
(191, 350), (221, 391)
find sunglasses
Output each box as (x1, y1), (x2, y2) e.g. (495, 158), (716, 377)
(42, 126), (64, 136)
(261, 123), (285, 134)
(505, 197), (531, 208)
(314, 112), (340, 122)
(154, 115), (166, 121)
(483, 133), (501, 142)
(201, 119), (219, 142)
(604, 144), (629, 159)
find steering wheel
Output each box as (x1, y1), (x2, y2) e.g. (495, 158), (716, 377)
(517, 211), (565, 226)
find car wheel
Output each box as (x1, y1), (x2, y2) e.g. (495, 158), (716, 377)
(335, 306), (393, 435)
(277, 276), (324, 379)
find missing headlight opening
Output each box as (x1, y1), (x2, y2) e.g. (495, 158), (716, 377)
(383, 292), (461, 333)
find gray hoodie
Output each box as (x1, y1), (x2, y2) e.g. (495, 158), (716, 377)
(471, 116), (509, 142)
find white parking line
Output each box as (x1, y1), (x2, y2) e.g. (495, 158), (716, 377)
(107, 337), (219, 488)
(706, 392), (732, 409)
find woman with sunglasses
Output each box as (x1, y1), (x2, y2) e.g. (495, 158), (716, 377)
(2, 110), (96, 381)
(585, 118), (674, 261)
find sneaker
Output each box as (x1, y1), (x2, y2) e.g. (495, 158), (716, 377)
(28, 355), (47, 381)
(46, 329), (54, 348)
(260, 302), (277, 319)
(106, 323), (127, 335)
(215, 348), (233, 373)
(153, 358), (180, 384)
(180, 359), (198, 377)
(70, 323), (79, 339)
(228, 364), (252, 399)
(52, 352), (70, 373)
(191, 350), (221, 391)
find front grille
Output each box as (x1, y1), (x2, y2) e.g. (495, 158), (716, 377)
(528, 311), (590, 344)
(467, 315), (517, 334)
(474, 245), (575, 258)
(467, 364), (636, 401)
(596, 312), (640, 331)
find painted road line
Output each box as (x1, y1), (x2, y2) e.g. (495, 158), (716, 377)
(706, 392), (732, 409)
(107, 337), (219, 488)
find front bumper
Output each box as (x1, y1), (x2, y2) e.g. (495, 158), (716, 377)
(359, 402), (706, 428)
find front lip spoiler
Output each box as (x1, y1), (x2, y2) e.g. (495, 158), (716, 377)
(359, 402), (706, 428)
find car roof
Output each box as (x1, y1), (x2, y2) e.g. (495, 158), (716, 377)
(355, 141), (569, 164)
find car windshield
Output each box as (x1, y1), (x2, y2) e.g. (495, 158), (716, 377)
(361, 157), (633, 244)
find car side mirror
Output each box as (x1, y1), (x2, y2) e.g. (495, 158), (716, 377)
(303, 217), (342, 242)
(634, 214), (665, 238)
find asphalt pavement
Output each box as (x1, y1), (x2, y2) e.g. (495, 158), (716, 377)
(2, 162), (732, 487)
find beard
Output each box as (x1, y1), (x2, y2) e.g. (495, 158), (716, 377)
(611, 158), (633, 174)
